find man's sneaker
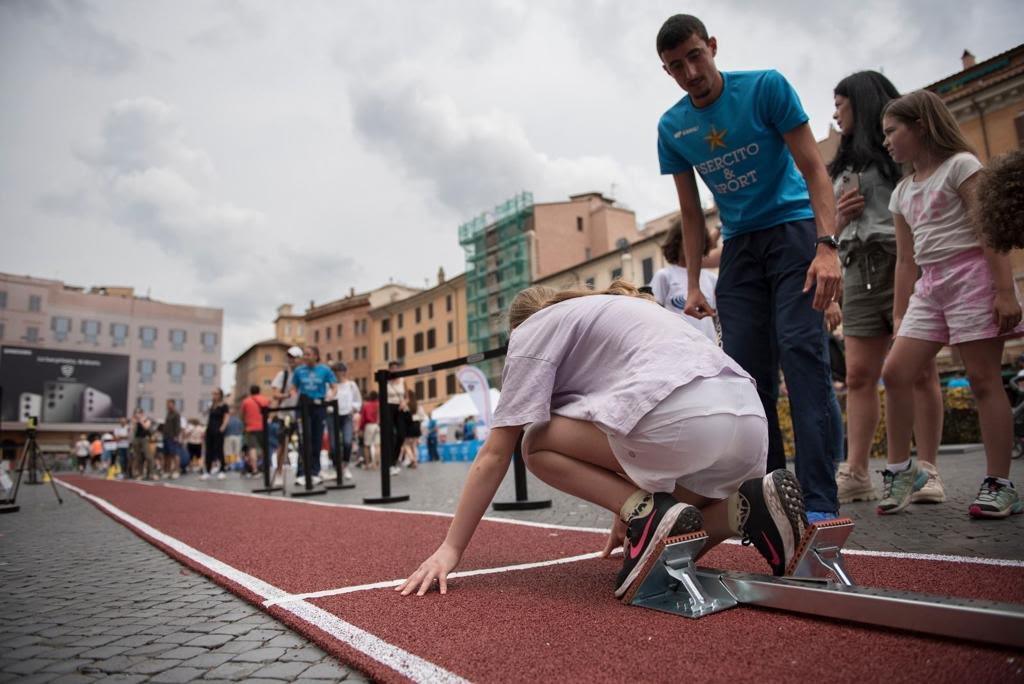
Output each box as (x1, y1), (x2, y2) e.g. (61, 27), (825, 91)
(836, 462), (878, 503)
(199, 473), (210, 481)
(737, 469), (807, 576)
(389, 465), (401, 476)
(216, 472), (226, 481)
(343, 466), (354, 481)
(910, 461), (946, 504)
(311, 475), (323, 486)
(614, 492), (703, 598)
(877, 460), (928, 515)
(969, 478), (1023, 519)
(271, 474), (284, 488)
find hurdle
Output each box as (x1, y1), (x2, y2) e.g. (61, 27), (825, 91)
(624, 518), (1024, 649)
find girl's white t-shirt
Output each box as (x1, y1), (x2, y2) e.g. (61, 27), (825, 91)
(888, 152), (983, 265)
(74, 439), (90, 457)
(491, 295), (752, 437)
(649, 265), (718, 343)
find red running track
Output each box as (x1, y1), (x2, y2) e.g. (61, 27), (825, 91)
(58, 476), (1024, 683)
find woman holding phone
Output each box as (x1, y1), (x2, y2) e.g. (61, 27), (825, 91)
(828, 71), (944, 505)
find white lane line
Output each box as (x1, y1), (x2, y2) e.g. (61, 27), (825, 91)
(125, 477), (611, 534)
(264, 550), (621, 607)
(90, 478), (1024, 568)
(839, 548), (1024, 568)
(55, 478), (469, 684)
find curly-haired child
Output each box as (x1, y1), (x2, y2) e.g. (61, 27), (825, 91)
(974, 149), (1024, 253)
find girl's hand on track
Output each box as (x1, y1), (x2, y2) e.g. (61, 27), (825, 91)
(600, 516), (626, 558)
(397, 543), (461, 596)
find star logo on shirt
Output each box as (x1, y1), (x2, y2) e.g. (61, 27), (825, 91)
(704, 125), (728, 151)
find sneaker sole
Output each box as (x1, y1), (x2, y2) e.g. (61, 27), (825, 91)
(968, 503), (1023, 519)
(613, 503), (697, 599)
(764, 470), (806, 570)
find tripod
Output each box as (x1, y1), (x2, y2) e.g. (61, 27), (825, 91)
(1, 418), (63, 514)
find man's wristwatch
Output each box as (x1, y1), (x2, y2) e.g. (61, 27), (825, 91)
(815, 235), (839, 249)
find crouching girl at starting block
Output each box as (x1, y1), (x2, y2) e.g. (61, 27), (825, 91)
(398, 282), (809, 599)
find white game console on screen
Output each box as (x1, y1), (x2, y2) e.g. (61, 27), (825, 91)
(43, 381), (86, 423)
(81, 387), (114, 421)
(19, 393), (42, 422)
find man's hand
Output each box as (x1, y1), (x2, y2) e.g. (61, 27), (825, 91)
(803, 248), (843, 311)
(684, 290), (716, 320)
(396, 543), (461, 596)
(600, 515), (626, 558)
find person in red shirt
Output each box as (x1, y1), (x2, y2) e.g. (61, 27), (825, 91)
(360, 391), (381, 469)
(239, 385), (270, 477)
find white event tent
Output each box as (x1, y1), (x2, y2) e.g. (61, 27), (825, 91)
(430, 388), (501, 424)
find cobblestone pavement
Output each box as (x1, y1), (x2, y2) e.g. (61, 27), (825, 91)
(1, 447), (1021, 682)
(0, 481), (368, 684)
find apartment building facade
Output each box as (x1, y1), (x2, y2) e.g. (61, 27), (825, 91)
(273, 304), (306, 346)
(0, 272), (223, 430)
(536, 207), (722, 293)
(231, 339), (290, 411)
(368, 271), (468, 414)
(459, 191), (640, 385)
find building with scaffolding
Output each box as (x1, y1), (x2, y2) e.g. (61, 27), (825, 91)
(459, 191), (639, 386)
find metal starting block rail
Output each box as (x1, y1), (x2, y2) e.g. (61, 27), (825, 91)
(625, 518), (1024, 650)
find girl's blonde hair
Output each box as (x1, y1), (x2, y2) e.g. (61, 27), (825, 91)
(881, 90), (974, 160)
(508, 279), (654, 331)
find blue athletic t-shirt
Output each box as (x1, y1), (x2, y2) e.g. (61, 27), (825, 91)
(290, 364), (337, 400)
(658, 70), (814, 239)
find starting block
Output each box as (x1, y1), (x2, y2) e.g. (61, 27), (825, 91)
(786, 517), (854, 584)
(625, 518), (1024, 649)
(623, 531), (736, 618)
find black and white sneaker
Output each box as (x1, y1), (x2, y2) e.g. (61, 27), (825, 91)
(737, 469), (807, 576)
(613, 492), (703, 598)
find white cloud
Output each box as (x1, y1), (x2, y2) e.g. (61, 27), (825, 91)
(37, 95), (358, 330)
(0, 0), (140, 75)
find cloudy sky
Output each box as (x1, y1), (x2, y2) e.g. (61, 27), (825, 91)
(2, 0), (1021, 381)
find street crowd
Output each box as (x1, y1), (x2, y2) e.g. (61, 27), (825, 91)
(74, 345), (482, 488)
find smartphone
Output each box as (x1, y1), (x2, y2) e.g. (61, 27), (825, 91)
(840, 172), (860, 196)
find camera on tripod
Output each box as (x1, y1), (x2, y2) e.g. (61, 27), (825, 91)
(0, 414), (63, 514)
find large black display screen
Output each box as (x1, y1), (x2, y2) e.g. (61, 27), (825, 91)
(0, 345), (129, 423)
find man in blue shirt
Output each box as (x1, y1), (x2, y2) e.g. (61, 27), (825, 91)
(655, 14), (843, 520)
(290, 345), (337, 484)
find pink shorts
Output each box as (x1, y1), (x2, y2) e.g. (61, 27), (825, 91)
(899, 248), (1024, 345)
